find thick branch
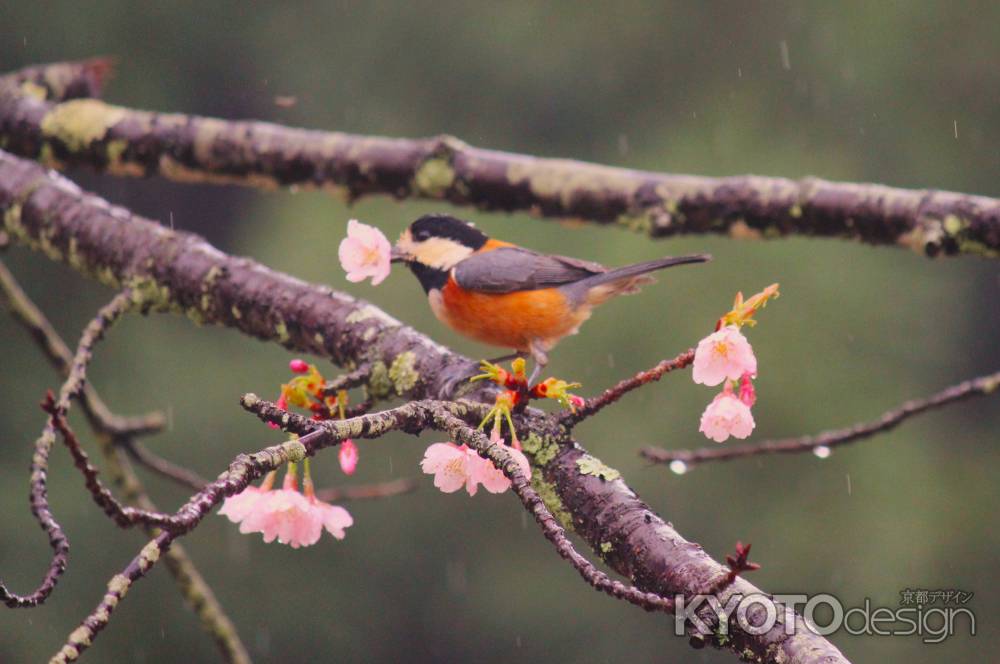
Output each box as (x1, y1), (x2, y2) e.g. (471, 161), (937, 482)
(0, 61), (997, 258)
(642, 370), (1000, 469)
(0, 150), (846, 661)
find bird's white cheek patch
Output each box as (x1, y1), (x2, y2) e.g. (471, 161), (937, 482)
(428, 289), (447, 324)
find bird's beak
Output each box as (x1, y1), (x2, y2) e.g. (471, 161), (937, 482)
(390, 246), (409, 264)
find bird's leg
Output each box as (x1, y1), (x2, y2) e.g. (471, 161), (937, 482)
(527, 342), (549, 386)
(486, 350), (526, 364)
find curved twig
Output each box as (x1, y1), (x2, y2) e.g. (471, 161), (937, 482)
(642, 370), (1000, 469)
(1, 289), (133, 608)
(0, 259), (166, 437)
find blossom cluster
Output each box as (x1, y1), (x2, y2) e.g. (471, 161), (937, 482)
(692, 285), (778, 443)
(219, 465), (353, 548)
(421, 429), (531, 496)
(218, 360), (360, 548)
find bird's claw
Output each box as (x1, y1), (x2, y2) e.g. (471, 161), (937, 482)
(471, 358), (584, 413)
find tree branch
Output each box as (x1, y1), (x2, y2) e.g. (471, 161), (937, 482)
(1, 258), (249, 662)
(642, 370), (1000, 469)
(0, 142), (846, 661)
(561, 349), (694, 427)
(0, 258), (165, 437)
(1, 289), (133, 608)
(0, 60), (998, 258)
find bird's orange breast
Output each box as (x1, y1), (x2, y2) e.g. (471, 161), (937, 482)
(434, 278), (591, 351)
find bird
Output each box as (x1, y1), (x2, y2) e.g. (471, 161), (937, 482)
(391, 213), (710, 382)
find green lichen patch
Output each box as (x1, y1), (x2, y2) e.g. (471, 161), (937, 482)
(521, 432), (560, 466)
(388, 351), (419, 394)
(345, 304), (398, 327)
(615, 211), (654, 235)
(575, 454), (621, 482)
(274, 319), (290, 343)
(367, 361), (392, 399)
(40, 99), (127, 153)
(413, 157), (456, 197)
(18, 80), (48, 101)
(284, 440), (308, 463)
(531, 471), (574, 531)
(126, 276), (173, 312)
(943, 214), (967, 236)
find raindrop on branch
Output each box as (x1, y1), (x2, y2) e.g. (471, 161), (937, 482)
(669, 460), (688, 475)
(813, 445), (831, 459)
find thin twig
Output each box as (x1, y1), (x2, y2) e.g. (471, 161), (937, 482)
(321, 363), (373, 397)
(561, 349), (695, 427)
(1, 289), (134, 608)
(122, 441), (209, 491)
(52, 397), (457, 660)
(642, 370), (1000, 469)
(315, 478), (417, 502)
(1, 261), (249, 662)
(244, 397), (677, 613)
(51, 434), (319, 662)
(46, 398), (178, 529)
(440, 413), (676, 613)
(0, 259), (165, 437)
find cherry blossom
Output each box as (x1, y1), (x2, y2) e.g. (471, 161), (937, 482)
(692, 325), (757, 386)
(338, 219), (392, 285)
(219, 467), (353, 547)
(698, 391), (756, 443)
(420, 432), (530, 496)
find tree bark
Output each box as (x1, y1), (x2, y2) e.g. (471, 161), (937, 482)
(1, 60), (998, 259)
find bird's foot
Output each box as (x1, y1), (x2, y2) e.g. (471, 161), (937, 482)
(472, 357), (584, 415)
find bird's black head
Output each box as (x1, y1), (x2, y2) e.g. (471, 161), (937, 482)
(393, 214), (489, 293)
(407, 214), (489, 250)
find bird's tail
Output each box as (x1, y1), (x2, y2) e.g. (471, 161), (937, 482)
(566, 253), (711, 305)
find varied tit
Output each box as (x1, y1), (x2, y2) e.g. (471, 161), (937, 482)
(391, 214), (710, 381)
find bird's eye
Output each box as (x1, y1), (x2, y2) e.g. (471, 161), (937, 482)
(414, 229), (431, 241)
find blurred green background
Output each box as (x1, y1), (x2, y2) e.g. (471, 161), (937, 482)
(1, 2), (998, 662)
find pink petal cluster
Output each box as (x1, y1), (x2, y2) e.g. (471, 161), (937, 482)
(692, 325), (757, 386)
(420, 437), (531, 496)
(338, 439), (359, 475)
(338, 219), (392, 285)
(219, 474), (353, 548)
(699, 392), (756, 443)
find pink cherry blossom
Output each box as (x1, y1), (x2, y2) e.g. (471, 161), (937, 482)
(692, 325), (757, 386)
(338, 219), (392, 285)
(699, 392), (756, 443)
(420, 436), (531, 496)
(338, 439), (359, 475)
(218, 472), (353, 547)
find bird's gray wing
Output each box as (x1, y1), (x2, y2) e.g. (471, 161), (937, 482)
(453, 246), (606, 293)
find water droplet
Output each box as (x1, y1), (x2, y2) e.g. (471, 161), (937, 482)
(813, 445), (831, 459)
(669, 460), (688, 475)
